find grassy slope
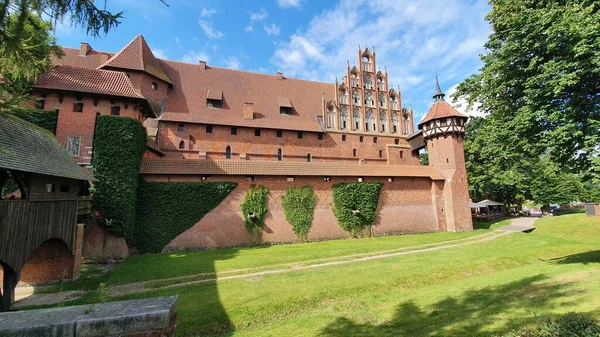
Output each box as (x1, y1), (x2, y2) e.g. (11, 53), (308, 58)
(31, 215), (600, 336)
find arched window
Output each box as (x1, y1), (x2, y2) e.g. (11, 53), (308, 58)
(226, 145), (231, 159)
(189, 135), (195, 150)
(307, 153), (312, 162)
(377, 76), (384, 90)
(366, 110), (375, 132)
(277, 148), (282, 161)
(353, 108), (361, 131)
(363, 74), (372, 89)
(326, 106), (336, 129)
(340, 107), (348, 130)
(362, 55), (369, 63)
(379, 112), (387, 133)
(339, 88), (348, 104)
(179, 140), (185, 150)
(365, 91), (373, 107)
(350, 73), (359, 87)
(353, 149), (357, 157)
(378, 93), (386, 108)
(390, 95), (397, 110)
(403, 114), (411, 135)
(352, 90), (360, 105)
(392, 112), (399, 134)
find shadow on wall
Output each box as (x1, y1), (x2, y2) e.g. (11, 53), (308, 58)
(320, 275), (579, 337)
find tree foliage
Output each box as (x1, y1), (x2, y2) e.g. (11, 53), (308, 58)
(281, 186), (317, 240)
(456, 0), (600, 180)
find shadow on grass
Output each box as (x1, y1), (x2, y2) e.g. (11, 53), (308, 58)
(549, 250), (600, 265)
(321, 275), (577, 337)
(473, 217), (510, 230)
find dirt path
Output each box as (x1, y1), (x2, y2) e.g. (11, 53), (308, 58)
(13, 218), (538, 308)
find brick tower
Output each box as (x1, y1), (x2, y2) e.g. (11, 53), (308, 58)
(418, 77), (473, 231)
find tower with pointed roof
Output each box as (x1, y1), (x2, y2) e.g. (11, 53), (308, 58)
(418, 77), (472, 231)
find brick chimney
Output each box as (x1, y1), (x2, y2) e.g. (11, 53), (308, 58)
(199, 60), (206, 70)
(243, 102), (254, 120)
(79, 42), (92, 56)
(276, 72), (283, 80)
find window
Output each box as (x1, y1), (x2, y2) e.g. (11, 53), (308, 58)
(365, 92), (374, 107)
(378, 93), (385, 108)
(67, 136), (80, 156)
(226, 146), (231, 159)
(151, 82), (158, 90)
(380, 112), (387, 133)
(276, 130), (282, 137)
(327, 108), (336, 129)
(73, 102), (84, 112)
(35, 99), (45, 110)
(366, 110), (375, 131)
(340, 107), (348, 129)
(206, 125), (213, 133)
(207, 99), (222, 108)
(318, 133), (324, 140)
(363, 74), (372, 89)
(441, 119), (447, 126)
(359, 136), (364, 143)
(45, 183), (55, 193)
(307, 153), (312, 162)
(298, 131), (303, 139)
(179, 140), (185, 150)
(392, 112), (399, 134)
(111, 106), (121, 116)
(189, 136), (195, 150)
(403, 114), (410, 135)
(379, 150), (383, 158)
(353, 108), (361, 130)
(277, 148), (282, 161)
(60, 184), (70, 193)
(231, 127), (237, 135)
(400, 151), (404, 159)
(178, 123), (184, 132)
(353, 149), (357, 157)
(394, 138), (399, 145)
(352, 90), (360, 105)
(373, 137), (378, 144)
(255, 128), (261, 137)
(280, 106), (292, 115)
(342, 135), (346, 141)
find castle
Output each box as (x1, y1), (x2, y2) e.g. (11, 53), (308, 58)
(27, 35), (472, 248)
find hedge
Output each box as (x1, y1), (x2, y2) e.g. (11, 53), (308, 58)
(12, 108), (57, 134)
(281, 186), (317, 240)
(134, 181), (237, 253)
(500, 313), (600, 337)
(332, 182), (383, 237)
(240, 185), (269, 236)
(91, 116), (147, 241)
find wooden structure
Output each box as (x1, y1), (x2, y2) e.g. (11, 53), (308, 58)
(0, 113), (92, 311)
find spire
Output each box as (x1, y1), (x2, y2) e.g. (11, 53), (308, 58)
(433, 74), (445, 102)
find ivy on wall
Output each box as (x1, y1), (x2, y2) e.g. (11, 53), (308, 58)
(281, 186), (317, 240)
(332, 182), (383, 237)
(240, 185), (269, 236)
(92, 116), (147, 241)
(134, 181), (237, 253)
(12, 108), (57, 134)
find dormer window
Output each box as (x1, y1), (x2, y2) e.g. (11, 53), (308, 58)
(278, 97), (293, 114)
(207, 99), (222, 108)
(280, 107), (292, 115)
(151, 82), (158, 90)
(206, 90), (223, 109)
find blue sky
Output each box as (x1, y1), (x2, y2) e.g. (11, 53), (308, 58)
(55, 0), (490, 120)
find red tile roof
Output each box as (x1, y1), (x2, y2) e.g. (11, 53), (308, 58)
(418, 100), (468, 127)
(34, 65), (144, 99)
(98, 35), (172, 84)
(140, 158), (445, 180)
(52, 48), (113, 69)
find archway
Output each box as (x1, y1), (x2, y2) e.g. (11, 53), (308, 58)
(20, 238), (74, 284)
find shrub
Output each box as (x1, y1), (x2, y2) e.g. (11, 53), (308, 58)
(241, 185), (269, 235)
(281, 186), (317, 240)
(332, 182), (383, 237)
(500, 313), (600, 337)
(91, 116), (147, 241)
(134, 181), (237, 253)
(12, 108), (57, 134)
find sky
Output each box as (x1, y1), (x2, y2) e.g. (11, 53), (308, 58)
(54, 0), (490, 121)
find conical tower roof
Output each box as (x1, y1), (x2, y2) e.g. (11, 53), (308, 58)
(99, 35), (171, 84)
(418, 77), (467, 127)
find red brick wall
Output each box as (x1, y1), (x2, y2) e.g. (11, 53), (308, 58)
(82, 218), (129, 261)
(158, 121), (420, 164)
(19, 239), (74, 284)
(143, 175), (440, 250)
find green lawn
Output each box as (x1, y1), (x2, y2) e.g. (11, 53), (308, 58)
(28, 215), (600, 336)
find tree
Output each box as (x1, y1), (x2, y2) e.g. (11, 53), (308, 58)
(455, 0), (600, 181)
(419, 152), (429, 166)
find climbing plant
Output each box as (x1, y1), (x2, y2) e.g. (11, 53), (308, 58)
(281, 186), (317, 240)
(332, 182), (383, 237)
(12, 108), (57, 134)
(240, 185), (269, 236)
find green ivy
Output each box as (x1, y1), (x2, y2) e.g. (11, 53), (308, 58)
(12, 108), (57, 134)
(134, 180), (237, 253)
(92, 115), (147, 241)
(332, 182), (383, 237)
(281, 186), (317, 240)
(241, 185), (269, 235)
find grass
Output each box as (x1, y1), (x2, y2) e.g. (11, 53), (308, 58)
(21, 215), (600, 336)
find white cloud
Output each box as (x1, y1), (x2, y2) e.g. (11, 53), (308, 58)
(447, 84), (486, 117)
(182, 50), (210, 64)
(222, 57), (242, 70)
(201, 8), (217, 18)
(152, 48), (167, 59)
(277, 0), (304, 8)
(199, 20), (223, 39)
(246, 9), (269, 33)
(264, 23), (281, 36)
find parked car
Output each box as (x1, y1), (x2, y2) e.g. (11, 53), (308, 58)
(529, 208), (543, 217)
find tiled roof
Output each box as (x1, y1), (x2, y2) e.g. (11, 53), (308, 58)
(140, 158), (445, 180)
(418, 100), (468, 127)
(34, 65), (144, 99)
(0, 113), (93, 181)
(158, 64), (334, 132)
(52, 48), (113, 69)
(98, 35), (172, 84)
